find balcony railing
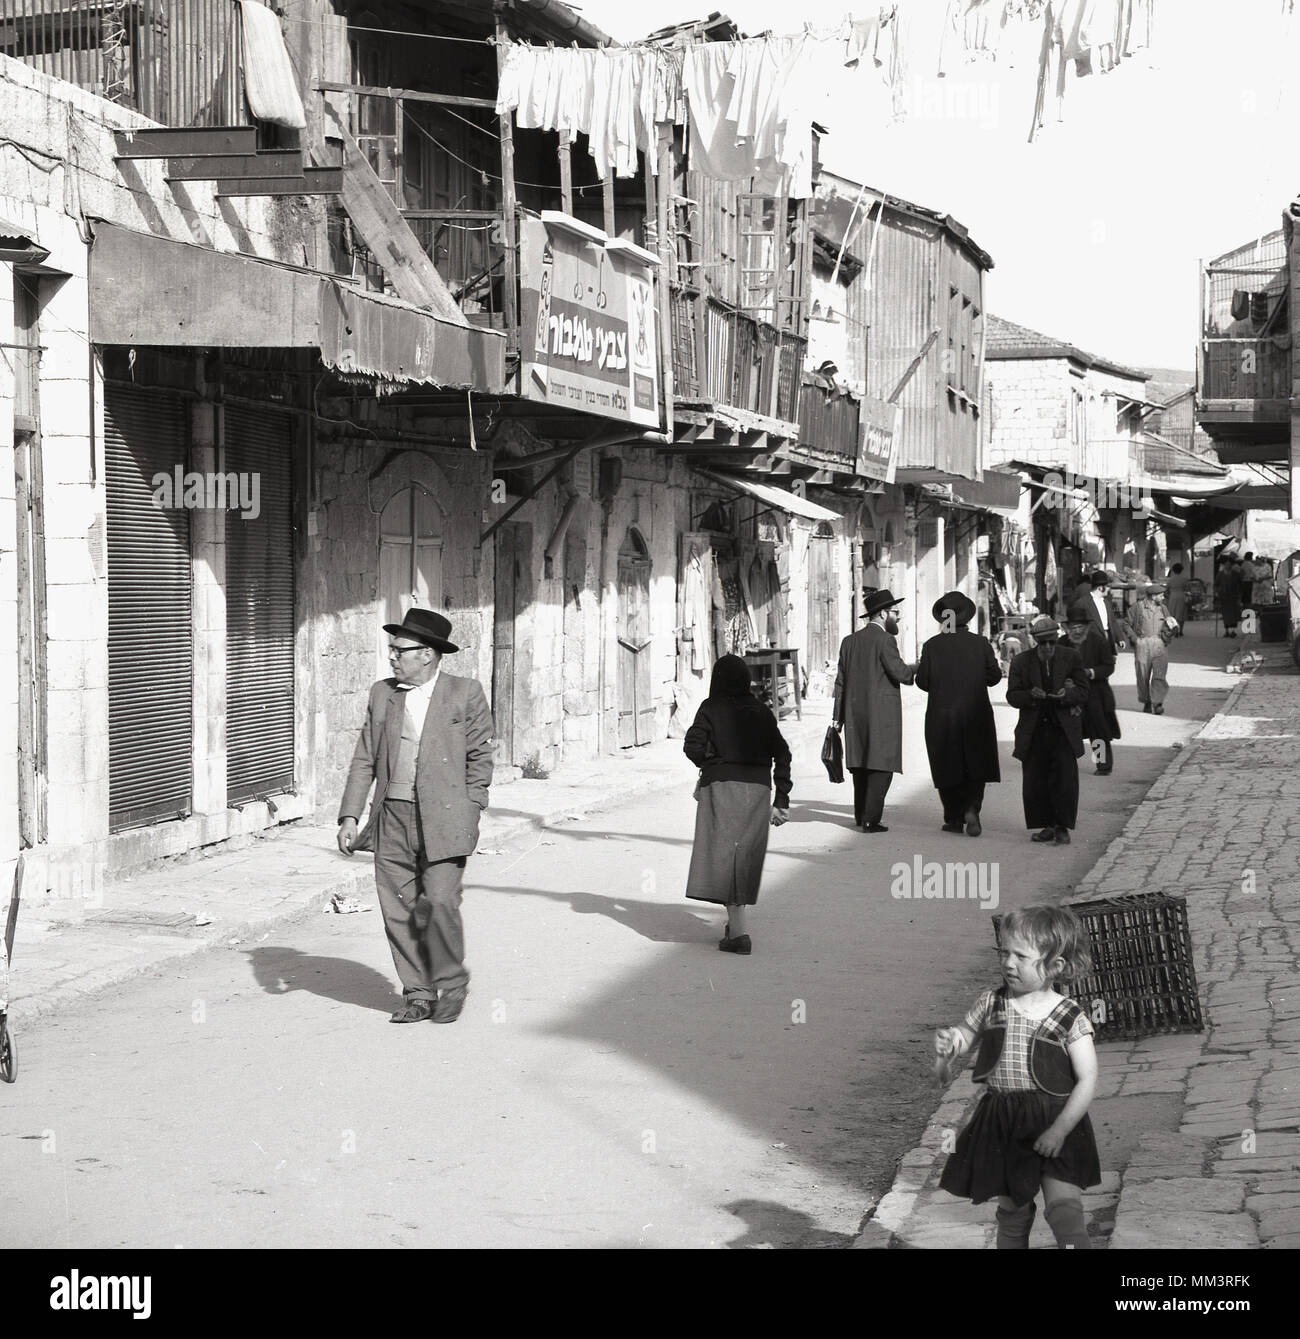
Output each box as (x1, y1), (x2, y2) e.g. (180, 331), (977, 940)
(1, 0), (246, 127)
(1199, 337), (1290, 404)
(797, 376), (859, 466)
(402, 211), (507, 327)
(670, 291), (804, 424)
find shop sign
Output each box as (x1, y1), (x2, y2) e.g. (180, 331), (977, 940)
(858, 395), (899, 484)
(519, 211), (661, 429)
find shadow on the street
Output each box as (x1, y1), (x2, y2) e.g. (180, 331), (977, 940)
(722, 1196), (858, 1249)
(474, 884), (720, 943)
(244, 945), (398, 1013)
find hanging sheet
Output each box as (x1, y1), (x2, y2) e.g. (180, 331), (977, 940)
(238, 0), (307, 130)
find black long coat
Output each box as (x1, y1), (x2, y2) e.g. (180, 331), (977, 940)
(1006, 644), (1090, 760)
(1070, 626), (1121, 742)
(915, 629), (1002, 788)
(832, 623), (915, 772)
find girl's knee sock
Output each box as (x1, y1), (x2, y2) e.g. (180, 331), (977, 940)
(995, 1201), (1035, 1249)
(1045, 1198), (1090, 1249)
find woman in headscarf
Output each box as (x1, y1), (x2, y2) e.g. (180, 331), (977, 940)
(1165, 563), (1189, 634)
(683, 655), (791, 955)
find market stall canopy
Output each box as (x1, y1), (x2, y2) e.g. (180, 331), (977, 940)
(88, 223), (504, 390)
(1239, 517), (1300, 561)
(696, 469), (839, 522)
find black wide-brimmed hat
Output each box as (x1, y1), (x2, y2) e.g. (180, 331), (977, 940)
(383, 608), (460, 654)
(864, 588), (904, 618)
(932, 590), (976, 626)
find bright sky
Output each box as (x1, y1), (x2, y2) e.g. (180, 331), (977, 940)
(571, 0), (1300, 372)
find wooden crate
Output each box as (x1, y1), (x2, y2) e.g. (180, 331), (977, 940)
(993, 892), (1204, 1041)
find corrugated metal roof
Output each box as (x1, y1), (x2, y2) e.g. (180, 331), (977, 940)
(1138, 432), (1227, 478)
(985, 314), (1147, 381)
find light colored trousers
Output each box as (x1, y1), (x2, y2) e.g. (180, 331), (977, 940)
(1134, 637), (1168, 707)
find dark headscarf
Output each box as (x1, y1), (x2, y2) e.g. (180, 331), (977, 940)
(709, 653), (753, 699)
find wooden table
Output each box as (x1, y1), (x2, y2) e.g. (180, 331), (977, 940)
(743, 646), (802, 720)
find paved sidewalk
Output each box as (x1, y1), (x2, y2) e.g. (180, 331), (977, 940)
(2, 709), (829, 1025)
(858, 642), (1300, 1249)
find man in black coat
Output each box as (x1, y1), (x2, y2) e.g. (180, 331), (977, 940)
(1081, 569), (1122, 652)
(1006, 614), (1090, 846)
(915, 590), (1002, 837)
(832, 588), (916, 833)
(1065, 602), (1121, 775)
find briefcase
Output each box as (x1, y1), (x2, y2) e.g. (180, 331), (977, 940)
(821, 726), (844, 783)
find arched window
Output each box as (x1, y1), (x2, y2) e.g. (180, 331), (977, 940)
(378, 485), (444, 675)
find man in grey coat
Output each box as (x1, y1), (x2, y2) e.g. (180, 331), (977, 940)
(337, 609), (493, 1024)
(832, 589), (917, 833)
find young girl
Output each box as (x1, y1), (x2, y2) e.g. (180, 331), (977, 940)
(934, 904), (1100, 1249)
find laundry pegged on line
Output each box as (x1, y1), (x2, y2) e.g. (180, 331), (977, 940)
(937, 0), (1046, 75)
(1028, 0), (1155, 142)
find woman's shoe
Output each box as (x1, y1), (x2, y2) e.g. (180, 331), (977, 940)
(719, 933), (752, 955)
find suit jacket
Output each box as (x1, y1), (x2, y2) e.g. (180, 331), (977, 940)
(338, 672), (494, 860)
(832, 622), (915, 773)
(1070, 626), (1121, 742)
(1082, 588), (1120, 653)
(915, 628), (1002, 788)
(1006, 645), (1090, 761)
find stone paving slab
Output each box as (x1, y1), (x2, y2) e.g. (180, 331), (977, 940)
(856, 646), (1300, 1249)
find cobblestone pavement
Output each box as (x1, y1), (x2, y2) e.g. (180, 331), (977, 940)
(858, 644), (1300, 1249)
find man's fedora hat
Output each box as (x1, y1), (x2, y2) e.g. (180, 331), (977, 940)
(1029, 614), (1061, 641)
(383, 608), (460, 654)
(864, 588), (904, 619)
(932, 590), (976, 626)
(1065, 602), (1094, 626)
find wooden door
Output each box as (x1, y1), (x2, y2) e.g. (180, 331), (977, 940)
(617, 528), (654, 748)
(807, 528), (839, 671)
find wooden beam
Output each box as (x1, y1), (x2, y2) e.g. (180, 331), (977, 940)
(888, 327), (941, 403)
(314, 82), (496, 110)
(558, 140), (573, 215)
(217, 168), (342, 197)
(115, 127), (258, 159)
(494, 5), (519, 354)
(322, 101), (467, 324)
(602, 175), (616, 236)
(166, 152), (304, 181)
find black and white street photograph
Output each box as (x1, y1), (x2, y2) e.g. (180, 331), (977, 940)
(0, 0), (1296, 1305)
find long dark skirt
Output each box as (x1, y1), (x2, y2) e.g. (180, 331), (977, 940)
(685, 779), (771, 906)
(939, 1089), (1101, 1207)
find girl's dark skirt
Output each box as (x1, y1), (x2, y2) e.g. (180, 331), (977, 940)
(684, 779), (770, 906)
(939, 1089), (1101, 1207)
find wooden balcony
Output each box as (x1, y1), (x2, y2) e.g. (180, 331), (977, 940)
(1198, 336), (1291, 441)
(795, 375), (860, 472)
(670, 291), (805, 428)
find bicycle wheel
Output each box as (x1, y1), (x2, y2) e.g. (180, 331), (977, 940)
(0, 1014), (14, 1083)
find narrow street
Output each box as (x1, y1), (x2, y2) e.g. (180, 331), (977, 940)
(0, 627), (1232, 1249)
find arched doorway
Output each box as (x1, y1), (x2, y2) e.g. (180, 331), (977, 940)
(617, 527), (654, 747)
(377, 484), (444, 678)
(807, 521), (839, 672)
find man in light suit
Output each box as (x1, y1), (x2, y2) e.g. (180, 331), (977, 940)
(337, 609), (493, 1024)
(832, 588), (917, 833)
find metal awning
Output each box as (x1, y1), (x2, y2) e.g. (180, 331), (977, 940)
(88, 222), (505, 390)
(696, 469), (839, 522)
(1194, 483), (1289, 512)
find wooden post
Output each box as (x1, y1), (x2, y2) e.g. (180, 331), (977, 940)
(654, 129), (675, 441)
(558, 138), (573, 215)
(494, 4), (519, 351)
(602, 174), (616, 237)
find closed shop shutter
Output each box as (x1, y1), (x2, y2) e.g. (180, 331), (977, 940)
(225, 405), (295, 804)
(105, 384), (193, 831)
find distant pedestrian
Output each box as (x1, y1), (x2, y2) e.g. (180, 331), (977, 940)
(1006, 616), (1089, 845)
(832, 589), (917, 833)
(337, 610), (493, 1025)
(1217, 557), (1242, 637)
(1127, 582), (1172, 715)
(933, 903), (1100, 1249)
(1165, 563), (1189, 633)
(684, 655), (791, 956)
(1065, 604), (1120, 775)
(915, 591), (1002, 837)
(1081, 569), (1120, 652)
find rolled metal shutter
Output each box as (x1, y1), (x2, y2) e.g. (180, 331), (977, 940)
(225, 405), (295, 804)
(105, 385), (193, 831)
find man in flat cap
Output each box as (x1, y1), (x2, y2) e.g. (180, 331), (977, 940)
(832, 589), (917, 833)
(1006, 615), (1090, 845)
(915, 591), (1002, 837)
(337, 609), (493, 1024)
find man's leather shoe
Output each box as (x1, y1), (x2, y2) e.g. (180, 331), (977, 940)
(1142, 702), (1152, 713)
(719, 933), (752, 955)
(1153, 704), (1164, 716)
(1031, 827), (1057, 843)
(863, 823), (889, 833)
(1095, 766), (1112, 776)
(941, 822), (964, 833)
(964, 811), (982, 838)
(1054, 827), (1071, 845)
(431, 985), (468, 1024)
(390, 999), (436, 1023)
